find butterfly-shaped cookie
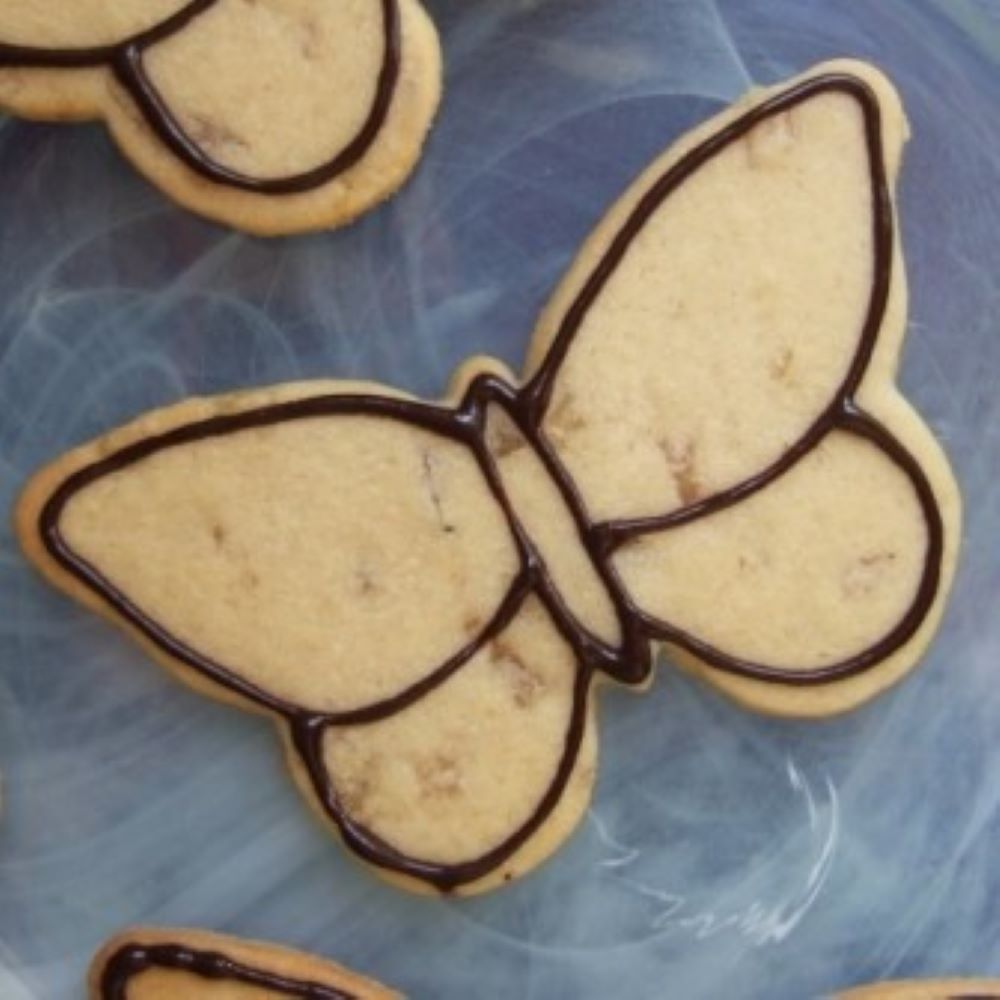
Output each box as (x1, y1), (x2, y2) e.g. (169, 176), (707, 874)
(17, 60), (960, 895)
(0, 0), (441, 234)
(91, 928), (397, 999)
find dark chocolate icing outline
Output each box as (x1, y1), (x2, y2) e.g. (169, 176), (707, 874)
(99, 940), (357, 998)
(0, 0), (400, 194)
(36, 73), (945, 891)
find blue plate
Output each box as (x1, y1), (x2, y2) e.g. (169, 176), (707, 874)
(1, 2), (998, 997)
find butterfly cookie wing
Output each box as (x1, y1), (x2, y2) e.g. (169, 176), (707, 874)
(119, 0), (403, 192)
(610, 410), (950, 717)
(18, 383), (596, 892)
(291, 592), (598, 895)
(20, 385), (528, 717)
(524, 60), (960, 715)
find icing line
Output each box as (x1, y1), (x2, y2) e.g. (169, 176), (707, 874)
(99, 940), (356, 999)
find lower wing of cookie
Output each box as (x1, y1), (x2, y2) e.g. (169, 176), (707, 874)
(0, 0), (441, 235)
(293, 592), (597, 894)
(90, 927), (400, 999)
(611, 414), (945, 716)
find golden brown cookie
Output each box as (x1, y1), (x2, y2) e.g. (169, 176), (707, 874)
(0, 1), (441, 235)
(16, 60), (960, 895)
(839, 979), (1000, 999)
(89, 927), (398, 999)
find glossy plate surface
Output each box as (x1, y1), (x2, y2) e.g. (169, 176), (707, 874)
(1, 2), (998, 996)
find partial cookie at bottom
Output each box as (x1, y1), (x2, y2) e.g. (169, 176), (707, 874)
(89, 927), (399, 999)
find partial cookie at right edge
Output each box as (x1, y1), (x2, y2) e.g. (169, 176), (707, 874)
(839, 979), (1000, 1000)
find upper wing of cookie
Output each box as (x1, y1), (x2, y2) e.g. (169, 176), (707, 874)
(119, 0), (401, 191)
(0, 1), (190, 55)
(521, 64), (957, 712)
(525, 70), (893, 524)
(27, 393), (525, 716)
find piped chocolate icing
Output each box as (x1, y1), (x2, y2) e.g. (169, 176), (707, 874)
(100, 941), (356, 999)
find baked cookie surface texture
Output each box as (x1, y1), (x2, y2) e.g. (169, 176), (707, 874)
(0, 0), (442, 235)
(90, 927), (398, 999)
(16, 60), (961, 895)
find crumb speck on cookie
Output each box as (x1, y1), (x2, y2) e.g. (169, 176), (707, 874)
(187, 113), (250, 157)
(545, 391), (587, 447)
(355, 567), (378, 596)
(769, 346), (795, 382)
(490, 422), (526, 459)
(490, 639), (546, 708)
(421, 450), (456, 534)
(415, 753), (463, 800)
(843, 551), (899, 598)
(658, 437), (702, 505)
(463, 613), (485, 636)
(298, 16), (321, 60)
(745, 109), (797, 169)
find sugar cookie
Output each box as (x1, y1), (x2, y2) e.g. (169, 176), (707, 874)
(0, 1), (441, 235)
(90, 928), (398, 999)
(17, 60), (960, 894)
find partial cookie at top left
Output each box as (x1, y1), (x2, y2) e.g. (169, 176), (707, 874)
(0, 0), (442, 236)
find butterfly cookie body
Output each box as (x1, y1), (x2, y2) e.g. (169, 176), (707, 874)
(90, 927), (398, 998)
(0, 0), (442, 235)
(17, 60), (961, 894)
